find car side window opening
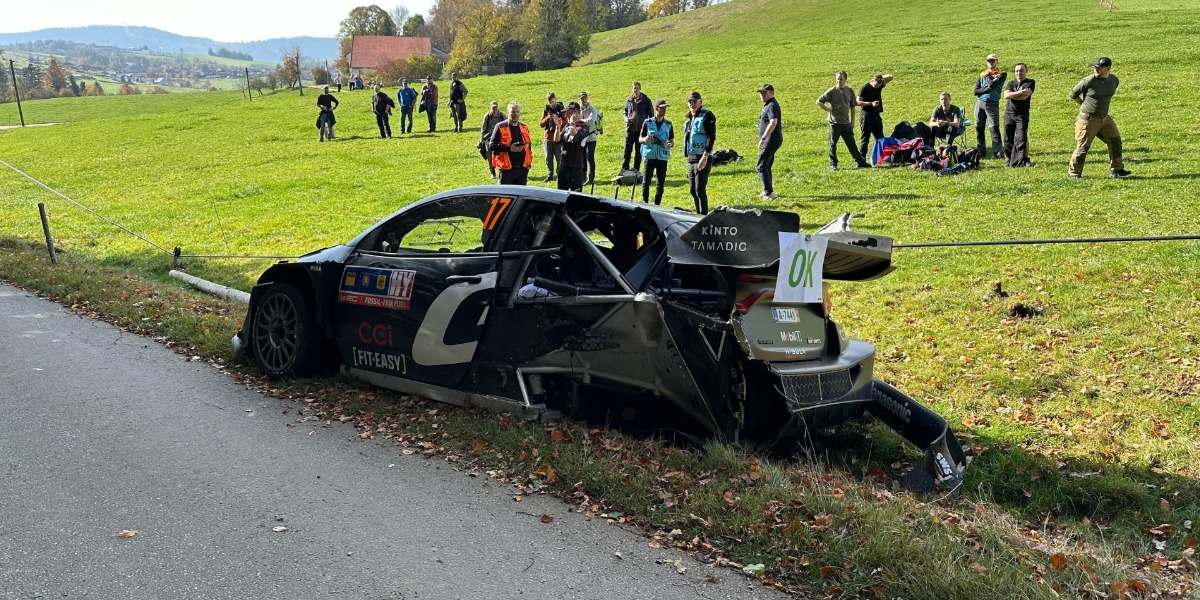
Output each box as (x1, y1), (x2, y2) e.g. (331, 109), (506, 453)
(365, 195), (514, 254)
(521, 208), (660, 296)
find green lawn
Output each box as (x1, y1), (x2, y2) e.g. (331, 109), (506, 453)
(2, 0), (1199, 596)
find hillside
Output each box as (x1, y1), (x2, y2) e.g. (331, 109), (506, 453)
(2, 0), (1199, 597)
(0, 25), (338, 61)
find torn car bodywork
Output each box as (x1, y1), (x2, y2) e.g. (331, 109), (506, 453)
(233, 186), (967, 493)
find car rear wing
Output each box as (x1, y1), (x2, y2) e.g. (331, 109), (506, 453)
(666, 209), (894, 281)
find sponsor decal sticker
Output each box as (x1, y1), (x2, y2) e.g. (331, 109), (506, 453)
(337, 266), (416, 310)
(351, 346), (408, 374)
(357, 322), (394, 347)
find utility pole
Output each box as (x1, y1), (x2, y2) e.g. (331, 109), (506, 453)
(8, 59), (25, 127)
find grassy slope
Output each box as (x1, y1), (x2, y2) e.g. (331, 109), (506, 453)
(2, 0), (1199, 596)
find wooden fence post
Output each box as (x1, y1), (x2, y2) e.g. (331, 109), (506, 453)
(38, 203), (57, 264)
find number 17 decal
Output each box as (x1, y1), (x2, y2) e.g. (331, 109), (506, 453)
(483, 197), (512, 230)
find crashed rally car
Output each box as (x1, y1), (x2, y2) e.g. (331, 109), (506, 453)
(233, 186), (967, 492)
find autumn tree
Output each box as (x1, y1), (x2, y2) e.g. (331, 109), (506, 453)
(607, 0), (647, 29)
(336, 6), (398, 77)
(522, 0), (589, 70)
(402, 14), (429, 36)
(85, 81), (105, 96)
(311, 66), (332, 85)
(446, 0), (513, 76)
(279, 46), (303, 90)
(646, 0), (683, 18)
(41, 57), (71, 95)
(428, 0), (475, 53)
(118, 82), (141, 95)
(376, 53), (443, 83)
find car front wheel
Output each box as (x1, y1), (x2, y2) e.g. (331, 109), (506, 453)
(251, 283), (323, 378)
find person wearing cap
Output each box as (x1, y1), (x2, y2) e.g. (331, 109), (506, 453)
(539, 92), (566, 182)
(623, 82), (653, 173)
(639, 99), (674, 205)
(480, 101), (506, 179)
(420, 76), (439, 132)
(372, 84), (395, 139)
(397, 78), (417, 134)
(577, 91), (600, 185)
(756, 84), (783, 199)
(856, 73), (894, 160)
(683, 91), (717, 214)
(316, 85), (338, 142)
(1002, 63), (1036, 167)
(554, 102), (589, 192)
(1069, 57), (1129, 178)
(973, 54), (1007, 158)
(489, 101), (532, 185)
(448, 72), (468, 133)
(816, 71), (871, 171)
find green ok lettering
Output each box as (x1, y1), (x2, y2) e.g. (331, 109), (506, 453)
(787, 249), (819, 288)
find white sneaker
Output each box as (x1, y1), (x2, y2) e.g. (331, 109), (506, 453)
(761, 192), (777, 200)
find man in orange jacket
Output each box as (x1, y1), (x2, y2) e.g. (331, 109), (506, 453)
(489, 102), (532, 185)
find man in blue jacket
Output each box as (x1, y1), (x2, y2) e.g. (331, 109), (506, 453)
(397, 79), (418, 134)
(973, 54), (1007, 158)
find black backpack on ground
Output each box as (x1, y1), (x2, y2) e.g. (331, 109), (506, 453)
(890, 121), (916, 140)
(711, 149), (743, 166)
(957, 147), (982, 170)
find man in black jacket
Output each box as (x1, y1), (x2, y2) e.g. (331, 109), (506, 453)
(555, 102), (589, 192)
(448, 72), (468, 133)
(622, 82), (653, 173)
(683, 91), (716, 215)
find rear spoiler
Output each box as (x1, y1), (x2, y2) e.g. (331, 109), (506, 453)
(667, 210), (895, 281)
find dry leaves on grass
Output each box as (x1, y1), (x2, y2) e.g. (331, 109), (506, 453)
(116, 529), (138, 539)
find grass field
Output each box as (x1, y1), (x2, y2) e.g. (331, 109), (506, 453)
(2, 0), (1199, 597)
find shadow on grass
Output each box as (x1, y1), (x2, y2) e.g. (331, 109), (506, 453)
(592, 42), (663, 65)
(811, 421), (1197, 535)
(797, 193), (923, 201)
(1137, 172), (1200, 180)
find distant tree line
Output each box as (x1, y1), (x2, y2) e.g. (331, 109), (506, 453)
(0, 54), (108, 102)
(333, 1), (723, 80)
(208, 47), (255, 61)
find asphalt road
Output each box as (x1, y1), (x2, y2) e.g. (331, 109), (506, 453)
(0, 283), (785, 600)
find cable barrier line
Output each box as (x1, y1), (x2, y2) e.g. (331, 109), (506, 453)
(896, 235), (1200, 248)
(0, 157), (173, 256)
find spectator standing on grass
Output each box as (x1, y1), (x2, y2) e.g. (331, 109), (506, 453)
(555, 102), (589, 192)
(756, 83), (783, 199)
(577, 91), (600, 186)
(398, 79), (417, 134)
(448, 72), (468, 133)
(973, 54), (1007, 158)
(683, 91), (716, 215)
(373, 85), (395, 139)
(622, 82), (653, 173)
(1002, 63), (1035, 167)
(480, 101), (506, 179)
(1069, 56), (1130, 179)
(816, 71), (870, 171)
(539, 92), (565, 182)
(316, 85), (338, 142)
(930, 91), (964, 145)
(639, 99), (673, 206)
(490, 102), (532, 185)
(421, 76), (439, 132)
(856, 73), (893, 159)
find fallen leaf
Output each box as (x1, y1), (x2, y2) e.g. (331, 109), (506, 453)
(648, 541), (661, 549)
(513, 495), (523, 502)
(1110, 581), (1128, 596)
(722, 489), (738, 508)
(540, 514), (554, 523)
(1128, 580), (1149, 594)
(1050, 553), (1067, 570)
(819, 566), (837, 579)
(550, 430), (565, 442)
(535, 464), (557, 483)
(1161, 498), (1171, 513)
(472, 439), (487, 453)
(1030, 469), (1043, 480)
(271, 526), (288, 533)
(613, 551), (623, 559)
(970, 562), (988, 574)
(1023, 488), (1033, 498)
(674, 559), (686, 574)
(117, 529), (138, 539)
(743, 563), (766, 576)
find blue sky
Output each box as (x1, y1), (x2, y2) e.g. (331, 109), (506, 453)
(0, 0), (437, 42)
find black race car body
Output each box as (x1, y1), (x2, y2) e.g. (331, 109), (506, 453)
(233, 186), (966, 492)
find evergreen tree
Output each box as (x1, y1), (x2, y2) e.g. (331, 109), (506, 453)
(21, 64), (43, 91)
(69, 74), (81, 97)
(523, 0), (589, 70)
(402, 14), (429, 36)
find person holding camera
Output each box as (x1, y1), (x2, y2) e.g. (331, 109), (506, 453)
(539, 92), (565, 182)
(554, 102), (589, 192)
(638, 99), (674, 205)
(577, 91), (600, 186)
(489, 102), (532, 185)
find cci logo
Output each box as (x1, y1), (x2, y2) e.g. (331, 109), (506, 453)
(357, 322), (394, 347)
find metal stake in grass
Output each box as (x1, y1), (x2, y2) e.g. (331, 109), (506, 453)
(37, 203), (56, 264)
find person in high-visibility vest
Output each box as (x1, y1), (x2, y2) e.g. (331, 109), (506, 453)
(638, 99), (674, 205)
(488, 102), (532, 185)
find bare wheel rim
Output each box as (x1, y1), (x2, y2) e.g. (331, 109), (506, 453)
(252, 292), (299, 372)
